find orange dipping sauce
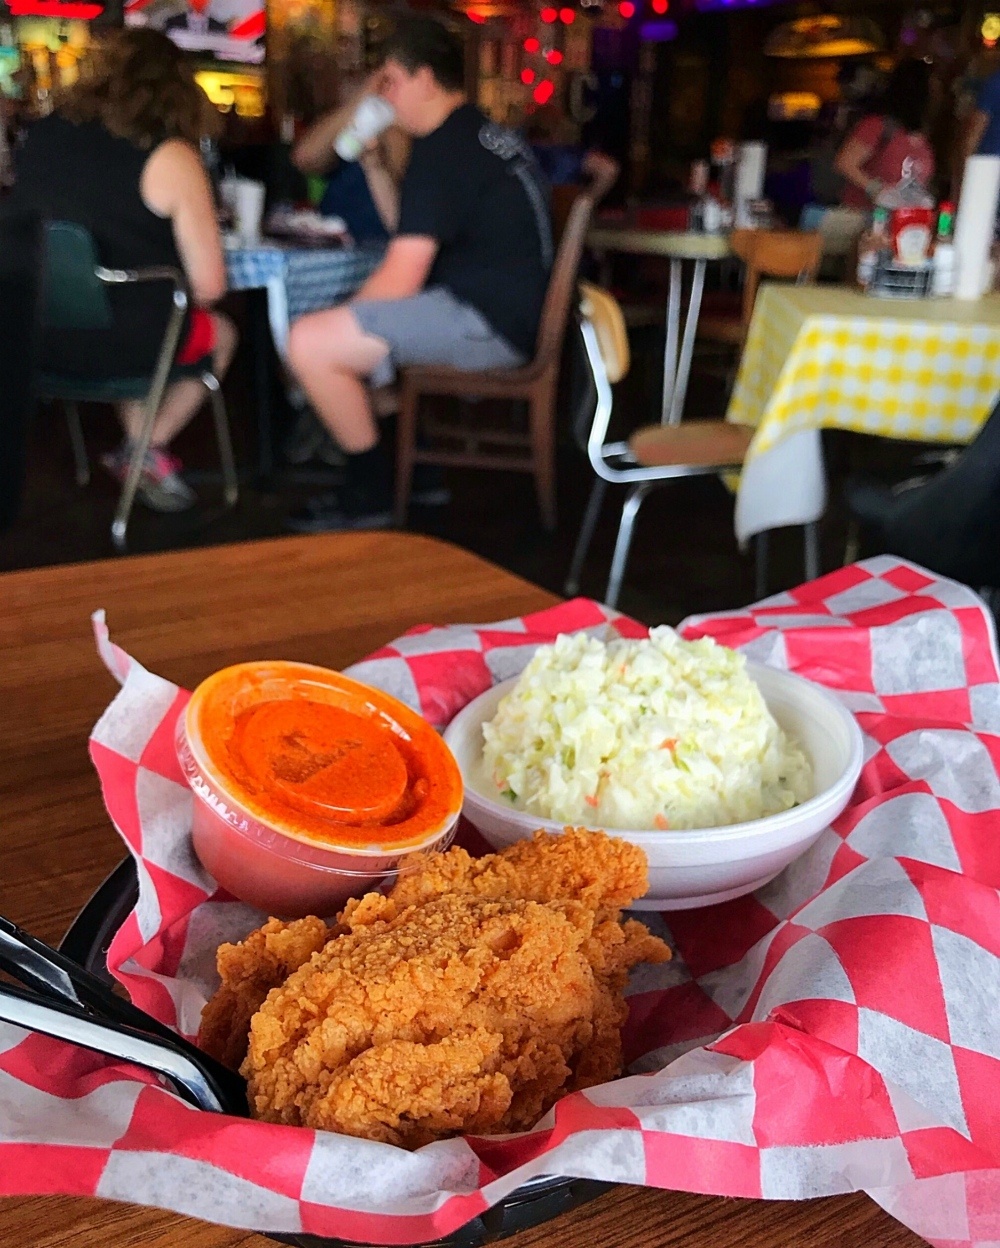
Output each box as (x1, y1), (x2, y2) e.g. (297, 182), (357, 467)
(177, 661), (463, 915)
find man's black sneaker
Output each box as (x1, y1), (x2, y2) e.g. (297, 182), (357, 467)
(410, 465), (451, 507)
(286, 484), (392, 533)
(283, 408), (346, 469)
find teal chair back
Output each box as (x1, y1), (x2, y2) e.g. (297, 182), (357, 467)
(42, 221), (113, 331)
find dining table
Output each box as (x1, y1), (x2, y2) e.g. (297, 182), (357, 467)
(224, 239), (383, 480)
(587, 224), (731, 426)
(0, 531), (925, 1248)
(724, 283), (1000, 546)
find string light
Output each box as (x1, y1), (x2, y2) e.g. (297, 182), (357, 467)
(540, 6), (558, 20)
(521, 67), (536, 83)
(533, 79), (555, 103)
(559, 6), (575, 21)
(652, 0), (669, 12)
(545, 48), (564, 64)
(618, 1), (635, 15)
(524, 35), (541, 51)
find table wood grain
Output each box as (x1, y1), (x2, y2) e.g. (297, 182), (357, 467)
(0, 532), (924, 1248)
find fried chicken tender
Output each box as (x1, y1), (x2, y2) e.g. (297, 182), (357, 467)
(198, 914), (332, 1069)
(387, 826), (649, 916)
(231, 830), (670, 1147)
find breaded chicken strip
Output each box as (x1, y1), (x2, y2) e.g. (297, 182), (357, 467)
(198, 914), (332, 1069)
(242, 892), (667, 1146)
(388, 827), (648, 916)
(201, 830), (671, 1144)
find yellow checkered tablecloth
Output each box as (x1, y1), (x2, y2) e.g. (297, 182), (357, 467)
(727, 284), (1000, 462)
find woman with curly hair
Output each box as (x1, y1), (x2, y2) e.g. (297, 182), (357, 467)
(8, 28), (237, 511)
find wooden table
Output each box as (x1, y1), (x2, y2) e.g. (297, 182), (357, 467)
(0, 532), (923, 1248)
(587, 226), (731, 425)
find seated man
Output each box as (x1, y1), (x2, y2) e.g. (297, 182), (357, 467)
(287, 15), (553, 532)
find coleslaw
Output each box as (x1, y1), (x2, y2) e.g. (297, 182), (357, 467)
(482, 628), (812, 830)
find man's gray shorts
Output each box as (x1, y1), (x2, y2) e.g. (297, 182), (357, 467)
(351, 287), (525, 388)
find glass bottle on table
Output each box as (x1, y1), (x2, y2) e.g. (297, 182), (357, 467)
(931, 201), (956, 297)
(856, 206), (890, 291)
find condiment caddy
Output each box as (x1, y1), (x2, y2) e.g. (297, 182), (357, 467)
(856, 159), (956, 299)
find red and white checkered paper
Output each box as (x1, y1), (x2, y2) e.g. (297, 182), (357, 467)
(3, 556), (1000, 1247)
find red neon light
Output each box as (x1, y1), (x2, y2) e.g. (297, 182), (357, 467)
(533, 78), (554, 103)
(545, 48), (563, 63)
(521, 67), (536, 83)
(559, 6), (575, 21)
(618, 1), (635, 15)
(540, 6), (558, 21)
(523, 35), (541, 51)
(7, 0), (103, 15)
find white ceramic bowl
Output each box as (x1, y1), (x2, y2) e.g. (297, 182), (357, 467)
(443, 663), (864, 911)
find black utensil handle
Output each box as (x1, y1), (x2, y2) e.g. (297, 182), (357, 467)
(0, 917), (81, 1004)
(0, 915), (247, 1111)
(0, 980), (228, 1114)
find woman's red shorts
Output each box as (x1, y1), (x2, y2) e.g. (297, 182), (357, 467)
(176, 309), (216, 366)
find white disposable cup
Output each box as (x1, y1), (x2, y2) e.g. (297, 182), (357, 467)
(335, 96), (396, 162)
(233, 179), (266, 243)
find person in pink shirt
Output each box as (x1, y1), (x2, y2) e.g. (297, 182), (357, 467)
(835, 60), (934, 208)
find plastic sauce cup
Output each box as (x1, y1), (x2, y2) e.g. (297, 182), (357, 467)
(176, 661), (463, 917)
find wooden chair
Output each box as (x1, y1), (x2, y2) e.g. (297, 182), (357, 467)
(551, 153), (620, 245)
(566, 282), (819, 607)
(394, 191), (597, 532)
(698, 228), (824, 347)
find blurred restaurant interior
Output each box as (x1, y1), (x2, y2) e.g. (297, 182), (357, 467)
(4, 2), (1000, 1241)
(1, 0), (999, 624)
(1, 0), (984, 206)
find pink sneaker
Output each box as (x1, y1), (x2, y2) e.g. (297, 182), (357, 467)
(101, 444), (197, 513)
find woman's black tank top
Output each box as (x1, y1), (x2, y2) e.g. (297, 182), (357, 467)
(10, 114), (192, 378)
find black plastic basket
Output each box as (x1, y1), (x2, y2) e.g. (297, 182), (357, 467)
(59, 860), (613, 1248)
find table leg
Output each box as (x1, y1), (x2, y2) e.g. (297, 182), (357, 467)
(249, 287), (275, 483)
(666, 258), (706, 427)
(661, 258), (681, 425)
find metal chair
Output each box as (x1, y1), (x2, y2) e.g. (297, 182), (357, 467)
(38, 221), (238, 551)
(565, 282), (819, 608)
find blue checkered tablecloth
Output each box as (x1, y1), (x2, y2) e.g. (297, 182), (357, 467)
(225, 241), (383, 357)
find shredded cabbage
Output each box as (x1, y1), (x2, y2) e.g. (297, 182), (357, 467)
(481, 628), (812, 830)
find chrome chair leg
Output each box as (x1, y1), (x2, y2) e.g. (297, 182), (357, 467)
(804, 521), (820, 581)
(112, 394), (158, 552)
(203, 371), (238, 508)
(667, 257), (707, 427)
(565, 478), (607, 595)
(606, 482), (653, 609)
(64, 401), (90, 486)
(111, 296), (186, 551)
(755, 531), (769, 600)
